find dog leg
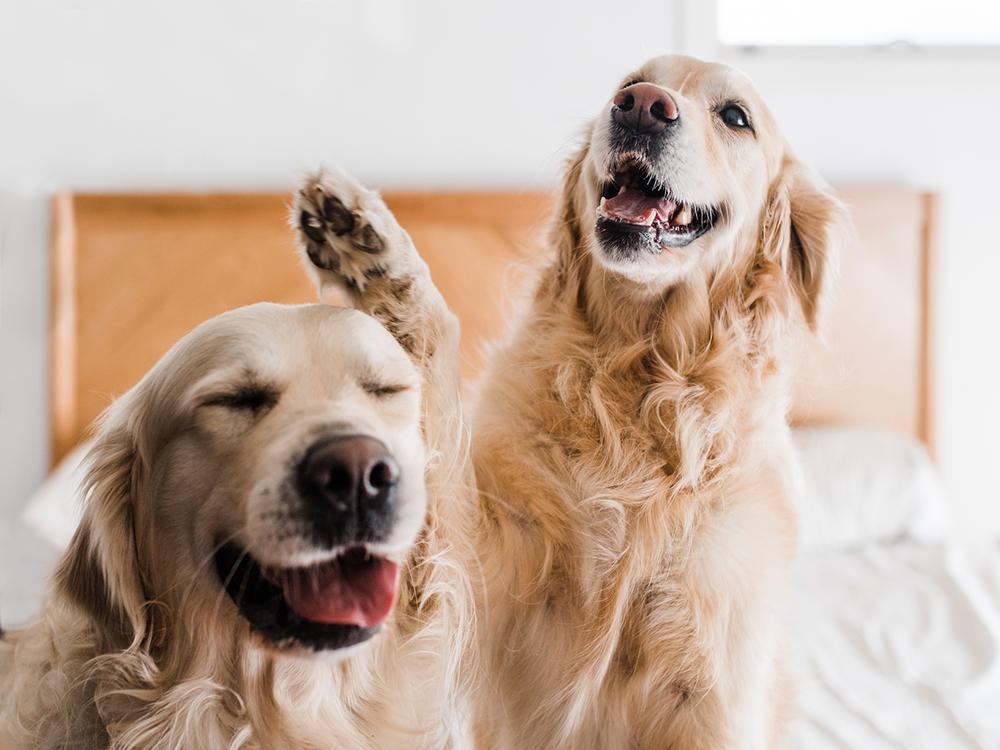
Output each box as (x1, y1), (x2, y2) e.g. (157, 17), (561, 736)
(294, 171), (458, 383)
(292, 170), (474, 748)
(292, 171), (445, 347)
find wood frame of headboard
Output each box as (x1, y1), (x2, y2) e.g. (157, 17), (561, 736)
(920, 193), (939, 457)
(51, 192), (78, 464)
(48, 188), (938, 466)
(787, 188), (938, 458)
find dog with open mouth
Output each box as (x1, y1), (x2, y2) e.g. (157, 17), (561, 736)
(0, 172), (473, 749)
(470, 55), (845, 749)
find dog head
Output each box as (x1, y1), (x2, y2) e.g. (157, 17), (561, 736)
(566, 54), (843, 328)
(55, 303), (426, 656)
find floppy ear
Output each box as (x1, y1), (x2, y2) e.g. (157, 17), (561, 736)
(54, 417), (149, 647)
(762, 158), (845, 330)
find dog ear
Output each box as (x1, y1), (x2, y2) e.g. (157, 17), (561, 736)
(762, 158), (845, 330)
(54, 416), (149, 646)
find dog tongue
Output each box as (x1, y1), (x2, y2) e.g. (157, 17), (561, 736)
(281, 551), (399, 628)
(604, 188), (676, 224)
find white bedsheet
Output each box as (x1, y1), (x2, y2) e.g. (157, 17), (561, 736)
(790, 541), (1000, 749)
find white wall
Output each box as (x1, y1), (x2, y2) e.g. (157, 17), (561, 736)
(1, 1), (997, 536)
(0, 0), (681, 517)
(721, 51), (1000, 537)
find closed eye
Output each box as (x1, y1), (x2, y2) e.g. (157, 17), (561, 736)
(361, 381), (411, 398)
(200, 385), (280, 414)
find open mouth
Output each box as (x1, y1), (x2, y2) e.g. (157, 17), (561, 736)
(596, 159), (719, 253)
(215, 541), (400, 651)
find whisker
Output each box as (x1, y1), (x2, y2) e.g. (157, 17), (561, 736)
(174, 530), (243, 615)
(211, 547), (251, 627)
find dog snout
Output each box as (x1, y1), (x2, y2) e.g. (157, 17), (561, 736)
(298, 435), (400, 545)
(612, 82), (679, 135)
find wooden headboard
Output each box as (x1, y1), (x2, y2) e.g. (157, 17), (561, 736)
(50, 188), (937, 465)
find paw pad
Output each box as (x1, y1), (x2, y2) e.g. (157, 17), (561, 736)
(300, 210), (327, 244)
(294, 173), (406, 291)
(296, 185), (386, 260)
(356, 224), (385, 254)
(322, 194), (356, 236)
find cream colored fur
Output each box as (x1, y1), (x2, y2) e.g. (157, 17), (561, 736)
(1, 53), (840, 749)
(468, 55), (844, 749)
(0, 170), (474, 749)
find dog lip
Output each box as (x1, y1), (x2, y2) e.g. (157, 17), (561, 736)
(595, 205), (718, 251)
(604, 149), (655, 178)
(596, 157), (719, 250)
(213, 540), (393, 651)
(257, 542), (399, 579)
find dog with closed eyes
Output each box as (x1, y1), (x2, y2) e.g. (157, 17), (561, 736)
(0, 171), (474, 749)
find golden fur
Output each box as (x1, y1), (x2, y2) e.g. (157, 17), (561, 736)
(468, 55), (844, 749)
(0, 169), (475, 749)
(1, 53), (840, 749)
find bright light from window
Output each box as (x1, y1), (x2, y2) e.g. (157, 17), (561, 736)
(718, 0), (1000, 46)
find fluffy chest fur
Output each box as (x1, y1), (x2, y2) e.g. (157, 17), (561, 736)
(0, 556), (468, 750)
(471, 280), (798, 749)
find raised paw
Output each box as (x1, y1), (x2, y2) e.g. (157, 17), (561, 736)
(292, 169), (413, 293)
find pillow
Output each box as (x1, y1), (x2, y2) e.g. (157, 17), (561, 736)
(24, 429), (948, 553)
(793, 426), (949, 551)
(20, 439), (91, 549)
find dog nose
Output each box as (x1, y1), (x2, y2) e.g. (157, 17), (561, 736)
(612, 82), (679, 134)
(298, 436), (399, 544)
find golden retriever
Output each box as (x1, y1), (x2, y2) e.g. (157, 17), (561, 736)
(0, 173), (474, 749)
(467, 55), (844, 749)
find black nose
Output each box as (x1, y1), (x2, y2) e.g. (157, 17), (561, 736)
(297, 436), (400, 546)
(612, 82), (679, 135)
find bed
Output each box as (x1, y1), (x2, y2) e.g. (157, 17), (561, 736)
(6, 186), (1000, 749)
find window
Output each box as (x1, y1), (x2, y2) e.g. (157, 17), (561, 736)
(717, 0), (1000, 47)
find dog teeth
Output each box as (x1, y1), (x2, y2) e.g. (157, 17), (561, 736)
(616, 184), (626, 197)
(674, 205), (692, 226)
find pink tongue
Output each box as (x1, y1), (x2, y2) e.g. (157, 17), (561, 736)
(604, 188), (676, 224)
(281, 553), (400, 628)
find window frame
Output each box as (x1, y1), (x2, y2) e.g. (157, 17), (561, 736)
(677, 0), (1000, 58)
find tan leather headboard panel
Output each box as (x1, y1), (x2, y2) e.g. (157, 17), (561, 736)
(50, 191), (551, 461)
(789, 188), (937, 452)
(50, 187), (935, 464)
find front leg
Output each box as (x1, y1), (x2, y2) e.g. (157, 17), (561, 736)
(292, 170), (449, 356)
(293, 170), (475, 747)
(291, 169), (465, 482)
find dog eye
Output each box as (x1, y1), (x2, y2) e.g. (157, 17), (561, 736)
(361, 382), (411, 399)
(201, 386), (279, 414)
(719, 104), (751, 130)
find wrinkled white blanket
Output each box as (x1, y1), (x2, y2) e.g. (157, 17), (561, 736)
(789, 542), (1000, 749)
